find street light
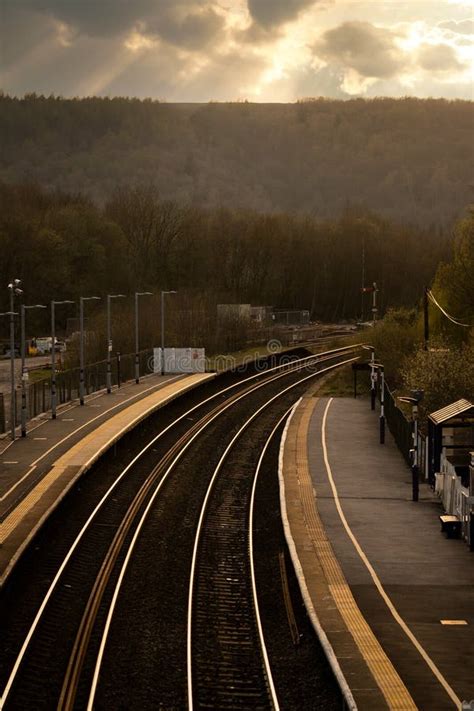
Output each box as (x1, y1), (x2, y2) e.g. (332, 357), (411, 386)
(362, 344), (376, 410)
(161, 290), (177, 375)
(134, 291), (152, 384)
(0, 310), (18, 441)
(107, 294), (126, 393)
(7, 279), (22, 440)
(51, 300), (74, 419)
(373, 362), (385, 444)
(79, 296), (101, 405)
(20, 303), (47, 436)
(398, 391), (424, 502)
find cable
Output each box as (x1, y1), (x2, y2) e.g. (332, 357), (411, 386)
(427, 289), (471, 328)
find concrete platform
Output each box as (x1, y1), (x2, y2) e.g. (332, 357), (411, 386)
(280, 394), (473, 711)
(0, 372), (215, 585)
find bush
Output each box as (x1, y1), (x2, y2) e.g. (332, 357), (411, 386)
(368, 308), (421, 386)
(401, 342), (474, 415)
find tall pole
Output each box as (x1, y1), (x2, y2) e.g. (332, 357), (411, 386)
(51, 300), (73, 418)
(107, 294), (125, 394)
(20, 304), (47, 434)
(370, 348), (376, 410)
(361, 236), (365, 322)
(7, 280), (22, 440)
(372, 281), (378, 327)
(80, 297), (85, 405)
(107, 295), (112, 393)
(379, 365), (385, 444)
(412, 404), (419, 502)
(161, 290), (165, 376)
(51, 300), (56, 417)
(135, 292), (139, 384)
(79, 295), (101, 405)
(20, 305), (26, 437)
(423, 286), (429, 351)
(10, 284), (16, 440)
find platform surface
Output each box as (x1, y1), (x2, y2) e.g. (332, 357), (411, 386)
(0, 372), (215, 584)
(281, 394), (474, 711)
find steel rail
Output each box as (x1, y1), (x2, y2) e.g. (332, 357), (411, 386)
(186, 355), (359, 710)
(248, 407), (295, 711)
(1, 344), (360, 708)
(84, 349), (359, 711)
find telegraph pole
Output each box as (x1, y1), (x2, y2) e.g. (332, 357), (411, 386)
(423, 286), (429, 351)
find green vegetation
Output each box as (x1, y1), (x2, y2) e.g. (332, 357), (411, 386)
(0, 95), (473, 226)
(364, 208), (474, 416)
(315, 364), (358, 398)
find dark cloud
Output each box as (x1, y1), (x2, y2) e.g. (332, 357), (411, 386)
(247, 0), (315, 29)
(2, 0), (224, 49)
(438, 19), (474, 36)
(314, 21), (406, 78)
(417, 43), (465, 72)
(146, 6), (224, 50)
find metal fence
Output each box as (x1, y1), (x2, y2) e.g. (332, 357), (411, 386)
(2, 349), (154, 430)
(383, 383), (427, 477)
(384, 385), (413, 465)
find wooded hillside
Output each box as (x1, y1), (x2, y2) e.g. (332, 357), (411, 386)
(0, 95), (472, 226)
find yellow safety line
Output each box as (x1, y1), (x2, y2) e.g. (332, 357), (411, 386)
(321, 398), (461, 711)
(0, 375), (212, 544)
(295, 397), (416, 710)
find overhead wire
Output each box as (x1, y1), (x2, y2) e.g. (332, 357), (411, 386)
(427, 289), (471, 328)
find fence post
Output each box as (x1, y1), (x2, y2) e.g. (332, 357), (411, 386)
(117, 352), (121, 388)
(0, 393), (5, 434)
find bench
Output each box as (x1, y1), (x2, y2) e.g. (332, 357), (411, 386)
(439, 514), (462, 539)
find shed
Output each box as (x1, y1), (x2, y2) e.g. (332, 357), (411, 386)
(428, 399), (474, 486)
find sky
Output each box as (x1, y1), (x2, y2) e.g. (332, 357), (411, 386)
(0, 0), (473, 101)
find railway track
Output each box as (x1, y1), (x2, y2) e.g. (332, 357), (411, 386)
(0, 345), (361, 710)
(187, 409), (291, 710)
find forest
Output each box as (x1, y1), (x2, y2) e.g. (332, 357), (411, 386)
(0, 180), (453, 350)
(0, 95), (473, 227)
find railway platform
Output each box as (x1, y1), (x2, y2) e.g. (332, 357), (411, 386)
(0, 371), (215, 585)
(281, 394), (473, 711)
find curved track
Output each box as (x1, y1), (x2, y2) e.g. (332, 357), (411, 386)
(0, 345), (361, 710)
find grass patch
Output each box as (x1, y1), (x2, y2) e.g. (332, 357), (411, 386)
(315, 363), (370, 398)
(27, 367), (51, 383)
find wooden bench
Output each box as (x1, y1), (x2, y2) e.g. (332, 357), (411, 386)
(439, 514), (462, 539)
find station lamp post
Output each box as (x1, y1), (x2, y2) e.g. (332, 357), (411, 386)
(373, 361), (385, 444)
(79, 296), (101, 406)
(398, 391), (424, 502)
(7, 279), (23, 440)
(134, 291), (152, 384)
(362, 344), (376, 410)
(106, 294), (126, 394)
(161, 290), (177, 375)
(0, 306), (19, 441)
(51, 300), (74, 419)
(20, 303), (47, 436)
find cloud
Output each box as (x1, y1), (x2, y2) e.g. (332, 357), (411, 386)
(146, 5), (225, 50)
(417, 43), (465, 72)
(314, 21), (407, 79)
(247, 0), (316, 29)
(438, 19), (474, 35)
(3, 0), (225, 49)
